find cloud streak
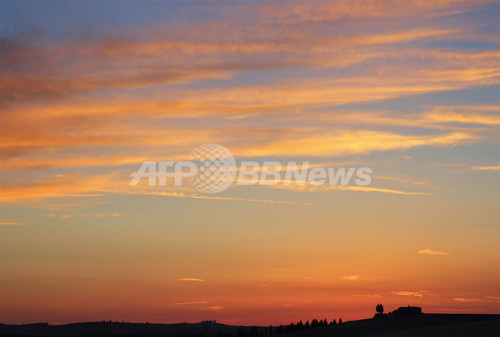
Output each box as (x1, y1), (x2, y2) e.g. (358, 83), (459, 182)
(418, 249), (449, 255)
(391, 290), (430, 298)
(172, 301), (209, 306)
(0, 221), (26, 226)
(469, 165), (500, 172)
(341, 275), (359, 281)
(178, 278), (207, 282)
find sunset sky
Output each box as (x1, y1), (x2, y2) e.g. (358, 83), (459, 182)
(0, 0), (499, 326)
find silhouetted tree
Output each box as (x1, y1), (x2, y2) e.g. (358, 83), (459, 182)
(376, 303), (384, 314)
(277, 325), (284, 334)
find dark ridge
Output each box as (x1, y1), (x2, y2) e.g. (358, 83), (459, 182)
(0, 313), (499, 336)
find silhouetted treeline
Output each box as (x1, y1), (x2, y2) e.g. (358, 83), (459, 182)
(233, 317), (343, 336)
(285, 317), (342, 333)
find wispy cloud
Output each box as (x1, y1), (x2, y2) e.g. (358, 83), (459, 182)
(328, 185), (430, 195)
(454, 296), (500, 303)
(0, 221), (25, 226)
(468, 165), (500, 172)
(454, 297), (479, 302)
(0, 171), (309, 206)
(418, 249), (449, 256)
(151, 191), (307, 205)
(178, 278), (207, 282)
(97, 213), (122, 218)
(172, 301), (209, 306)
(391, 290), (430, 297)
(433, 163), (500, 173)
(208, 306), (223, 310)
(374, 176), (429, 186)
(341, 275), (359, 281)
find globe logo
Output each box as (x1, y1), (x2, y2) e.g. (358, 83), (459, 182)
(190, 143), (236, 193)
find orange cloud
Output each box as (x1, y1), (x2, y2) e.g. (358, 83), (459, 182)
(208, 306), (223, 310)
(341, 275), (359, 281)
(178, 278), (207, 282)
(418, 249), (449, 255)
(328, 186), (430, 196)
(236, 131), (474, 158)
(469, 165), (500, 172)
(374, 176), (429, 186)
(454, 297), (479, 302)
(0, 221), (25, 226)
(172, 301), (209, 306)
(391, 291), (430, 297)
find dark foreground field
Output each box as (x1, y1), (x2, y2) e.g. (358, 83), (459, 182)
(1, 314), (499, 337)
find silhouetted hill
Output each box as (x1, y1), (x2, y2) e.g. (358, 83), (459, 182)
(0, 314), (498, 337)
(276, 314), (500, 337)
(0, 320), (244, 337)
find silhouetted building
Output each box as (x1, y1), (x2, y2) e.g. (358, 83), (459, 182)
(393, 305), (422, 316)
